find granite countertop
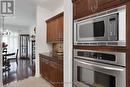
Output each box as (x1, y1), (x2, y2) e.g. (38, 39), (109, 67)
(39, 52), (63, 65)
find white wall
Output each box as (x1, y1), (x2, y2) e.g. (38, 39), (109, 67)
(64, 0), (73, 87)
(4, 24), (30, 34)
(35, 6), (53, 76)
(35, 5), (64, 77)
(29, 25), (36, 36)
(49, 5), (64, 18)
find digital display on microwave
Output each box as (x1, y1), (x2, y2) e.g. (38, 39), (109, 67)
(94, 21), (105, 37)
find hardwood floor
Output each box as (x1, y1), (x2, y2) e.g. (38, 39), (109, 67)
(3, 59), (35, 85)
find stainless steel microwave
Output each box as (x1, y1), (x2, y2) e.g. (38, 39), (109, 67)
(74, 6), (126, 46)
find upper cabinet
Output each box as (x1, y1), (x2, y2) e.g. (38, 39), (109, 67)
(46, 12), (64, 43)
(73, 0), (91, 20)
(72, 0), (129, 19)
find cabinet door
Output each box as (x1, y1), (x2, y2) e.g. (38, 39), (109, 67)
(57, 66), (63, 87)
(40, 58), (43, 76)
(73, 0), (91, 19)
(47, 21), (54, 43)
(43, 58), (50, 80)
(42, 59), (46, 77)
(98, 0), (121, 11)
(47, 14), (63, 43)
(73, 0), (129, 19)
(52, 18), (59, 43)
(49, 61), (63, 87)
(56, 16), (64, 42)
(49, 61), (58, 85)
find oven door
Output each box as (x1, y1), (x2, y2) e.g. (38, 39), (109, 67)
(74, 59), (126, 87)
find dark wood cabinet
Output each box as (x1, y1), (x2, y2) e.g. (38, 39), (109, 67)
(46, 12), (64, 43)
(39, 54), (63, 87)
(43, 58), (50, 80)
(40, 58), (50, 80)
(97, 0), (127, 11)
(47, 21), (54, 42)
(49, 61), (63, 87)
(73, 0), (129, 19)
(73, 0), (91, 20)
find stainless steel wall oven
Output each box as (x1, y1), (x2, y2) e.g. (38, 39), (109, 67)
(73, 49), (126, 87)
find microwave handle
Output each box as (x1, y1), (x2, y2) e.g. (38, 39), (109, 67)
(76, 60), (124, 71)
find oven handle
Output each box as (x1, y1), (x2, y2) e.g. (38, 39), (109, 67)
(76, 59), (125, 71)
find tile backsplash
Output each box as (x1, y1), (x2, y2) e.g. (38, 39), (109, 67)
(53, 43), (63, 55)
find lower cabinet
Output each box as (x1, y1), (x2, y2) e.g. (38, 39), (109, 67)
(40, 56), (63, 87)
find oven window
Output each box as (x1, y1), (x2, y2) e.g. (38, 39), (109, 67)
(94, 21), (105, 37)
(77, 66), (115, 87)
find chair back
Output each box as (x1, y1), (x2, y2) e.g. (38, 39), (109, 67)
(2, 48), (7, 53)
(16, 49), (19, 64)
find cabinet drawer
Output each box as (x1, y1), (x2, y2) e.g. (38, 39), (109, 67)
(50, 61), (59, 69)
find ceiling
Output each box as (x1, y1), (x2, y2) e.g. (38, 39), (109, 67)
(4, 0), (64, 29)
(30, 0), (64, 11)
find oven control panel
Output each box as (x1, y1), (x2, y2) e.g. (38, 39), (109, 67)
(77, 51), (116, 61)
(74, 50), (126, 66)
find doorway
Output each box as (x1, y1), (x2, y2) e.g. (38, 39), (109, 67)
(1, 0), (36, 85)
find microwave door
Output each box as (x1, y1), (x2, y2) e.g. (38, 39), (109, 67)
(76, 17), (108, 43)
(76, 20), (95, 42)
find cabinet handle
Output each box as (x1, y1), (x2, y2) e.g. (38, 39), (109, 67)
(88, 0), (99, 13)
(94, 0), (98, 11)
(43, 59), (49, 64)
(50, 61), (59, 68)
(72, 0), (76, 3)
(73, 0), (80, 3)
(120, 0), (125, 2)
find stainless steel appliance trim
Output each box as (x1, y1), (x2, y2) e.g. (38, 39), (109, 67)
(76, 59), (124, 71)
(74, 41), (126, 46)
(74, 49), (126, 66)
(74, 59), (126, 87)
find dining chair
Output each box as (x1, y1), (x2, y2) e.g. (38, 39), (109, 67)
(2, 48), (10, 75)
(8, 49), (19, 65)
(2, 47), (7, 53)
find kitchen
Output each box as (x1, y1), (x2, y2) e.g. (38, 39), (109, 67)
(1, 0), (130, 87)
(39, 0), (130, 87)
